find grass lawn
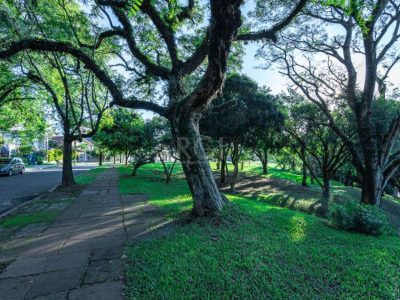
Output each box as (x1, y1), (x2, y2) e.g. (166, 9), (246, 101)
(119, 163), (192, 218)
(219, 162), (400, 231)
(120, 163), (400, 299)
(0, 211), (58, 229)
(75, 165), (108, 185)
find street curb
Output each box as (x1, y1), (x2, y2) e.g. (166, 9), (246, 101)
(0, 165), (99, 220)
(0, 184), (60, 220)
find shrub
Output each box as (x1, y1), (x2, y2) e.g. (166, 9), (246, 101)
(48, 149), (63, 163)
(329, 201), (389, 236)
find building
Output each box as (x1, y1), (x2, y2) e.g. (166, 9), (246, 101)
(48, 136), (95, 162)
(0, 130), (44, 158)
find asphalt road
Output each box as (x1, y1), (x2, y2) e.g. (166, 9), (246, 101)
(0, 163), (96, 215)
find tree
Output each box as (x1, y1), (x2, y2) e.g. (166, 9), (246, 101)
(25, 54), (109, 186)
(202, 74), (284, 192)
(48, 148), (63, 164)
(261, 0), (400, 206)
(0, 0), (307, 216)
(129, 119), (158, 176)
(0, 83), (46, 155)
(245, 89), (284, 175)
(201, 74), (259, 187)
(152, 117), (179, 183)
(286, 101), (350, 217)
(94, 109), (157, 175)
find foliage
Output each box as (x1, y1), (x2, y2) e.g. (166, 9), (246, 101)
(48, 148), (63, 163)
(95, 109), (162, 174)
(201, 74), (284, 189)
(329, 201), (390, 236)
(129, 0), (144, 16)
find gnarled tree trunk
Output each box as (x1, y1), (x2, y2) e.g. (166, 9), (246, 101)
(358, 118), (385, 206)
(360, 166), (384, 206)
(174, 115), (227, 216)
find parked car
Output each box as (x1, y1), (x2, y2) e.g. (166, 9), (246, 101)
(0, 157), (25, 176)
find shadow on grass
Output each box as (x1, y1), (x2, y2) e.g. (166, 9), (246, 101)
(118, 165), (192, 218)
(125, 193), (400, 299)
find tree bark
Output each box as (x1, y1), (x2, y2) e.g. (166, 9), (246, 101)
(131, 165), (138, 176)
(361, 168), (384, 206)
(357, 117), (384, 205)
(262, 161), (267, 174)
(220, 150), (227, 184)
(318, 176), (330, 218)
(174, 115), (227, 216)
(99, 151), (103, 166)
(300, 146), (308, 186)
(255, 148), (268, 174)
(263, 149), (268, 174)
(302, 162), (307, 187)
(62, 134), (75, 186)
(229, 141), (241, 193)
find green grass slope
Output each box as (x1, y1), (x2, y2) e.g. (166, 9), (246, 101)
(119, 163), (400, 299)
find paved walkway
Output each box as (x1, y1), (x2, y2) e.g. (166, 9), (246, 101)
(0, 168), (171, 299)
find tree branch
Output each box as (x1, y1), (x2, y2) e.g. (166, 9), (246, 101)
(236, 0), (308, 42)
(0, 39), (167, 116)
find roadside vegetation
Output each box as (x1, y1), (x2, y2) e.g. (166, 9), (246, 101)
(1, 1), (400, 298)
(0, 166), (107, 242)
(120, 163), (400, 299)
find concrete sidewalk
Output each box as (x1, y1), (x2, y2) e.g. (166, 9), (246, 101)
(0, 168), (171, 299)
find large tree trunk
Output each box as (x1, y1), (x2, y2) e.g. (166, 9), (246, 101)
(174, 115), (227, 216)
(62, 134), (75, 186)
(357, 117), (384, 206)
(360, 167), (384, 206)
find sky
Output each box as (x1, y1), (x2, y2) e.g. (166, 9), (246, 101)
(84, 0), (400, 117)
(242, 43), (287, 95)
(239, 1), (400, 96)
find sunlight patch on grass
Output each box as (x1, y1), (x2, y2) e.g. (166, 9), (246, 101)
(126, 193), (400, 299)
(118, 164), (192, 217)
(289, 215), (307, 242)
